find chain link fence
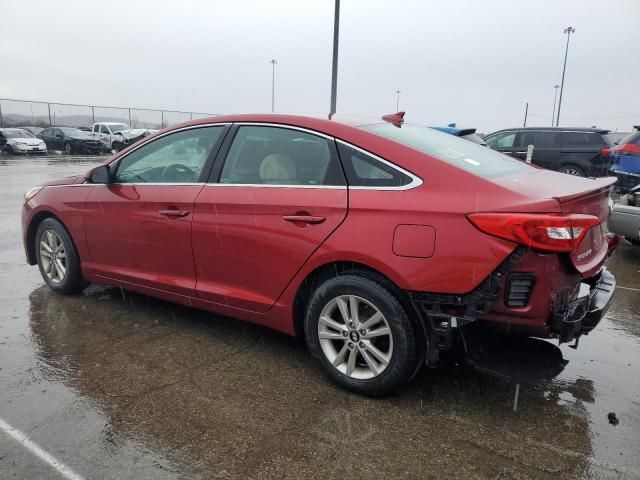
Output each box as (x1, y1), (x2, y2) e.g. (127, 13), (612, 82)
(0, 98), (219, 129)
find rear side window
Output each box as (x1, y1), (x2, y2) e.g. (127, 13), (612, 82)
(522, 131), (560, 148)
(337, 143), (413, 187)
(362, 124), (532, 179)
(562, 132), (606, 147)
(219, 126), (345, 186)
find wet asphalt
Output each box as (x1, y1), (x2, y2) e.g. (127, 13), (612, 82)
(0, 153), (639, 480)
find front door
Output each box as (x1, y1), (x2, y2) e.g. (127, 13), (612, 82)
(84, 125), (227, 296)
(192, 124), (348, 312)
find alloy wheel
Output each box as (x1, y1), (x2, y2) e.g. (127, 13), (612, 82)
(318, 295), (393, 380)
(561, 167), (583, 176)
(40, 230), (67, 283)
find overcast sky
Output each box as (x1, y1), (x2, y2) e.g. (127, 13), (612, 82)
(1, 0), (638, 132)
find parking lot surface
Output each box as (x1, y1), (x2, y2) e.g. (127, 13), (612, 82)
(1, 154), (639, 479)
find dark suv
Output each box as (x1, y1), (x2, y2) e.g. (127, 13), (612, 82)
(484, 127), (612, 177)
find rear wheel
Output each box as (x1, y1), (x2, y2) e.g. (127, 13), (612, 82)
(304, 275), (418, 396)
(35, 218), (87, 294)
(560, 164), (585, 177)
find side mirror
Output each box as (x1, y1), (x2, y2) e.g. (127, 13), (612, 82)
(89, 164), (111, 184)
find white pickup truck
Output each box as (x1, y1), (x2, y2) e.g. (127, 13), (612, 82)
(89, 122), (156, 152)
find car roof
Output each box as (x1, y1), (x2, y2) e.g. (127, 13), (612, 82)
(488, 127), (610, 135)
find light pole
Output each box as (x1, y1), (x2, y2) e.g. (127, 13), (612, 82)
(556, 26), (575, 127)
(551, 84), (559, 126)
(395, 89), (401, 112)
(269, 59), (277, 112)
(329, 0), (340, 114)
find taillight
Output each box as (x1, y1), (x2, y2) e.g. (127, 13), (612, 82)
(601, 147), (610, 156)
(467, 213), (601, 252)
(615, 143), (640, 155)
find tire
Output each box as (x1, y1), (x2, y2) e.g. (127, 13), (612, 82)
(559, 164), (585, 177)
(112, 142), (123, 153)
(64, 142), (73, 155)
(35, 218), (87, 294)
(304, 274), (418, 396)
(3, 144), (14, 154)
(630, 238), (640, 246)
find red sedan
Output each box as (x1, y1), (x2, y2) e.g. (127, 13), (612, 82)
(21, 113), (617, 395)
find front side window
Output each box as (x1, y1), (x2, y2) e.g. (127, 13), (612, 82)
(219, 126), (345, 186)
(362, 124), (532, 179)
(114, 126), (224, 183)
(100, 125), (110, 134)
(485, 131), (517, 148)
(337, 143), (413, 187)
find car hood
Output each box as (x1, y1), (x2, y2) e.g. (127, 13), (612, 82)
(10, 138), (44, 145)
(41, 175), (86, 187)
(116, 129), (156, 139)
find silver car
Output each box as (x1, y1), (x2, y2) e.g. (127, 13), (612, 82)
(609, 184), (640, 245)
(0, 128), (48, 154)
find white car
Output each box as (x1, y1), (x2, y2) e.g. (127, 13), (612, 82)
(0, 128), (47, 154)
(89, 122), (156, 152)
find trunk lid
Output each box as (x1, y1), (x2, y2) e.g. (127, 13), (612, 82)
(492, 170), (617, 277)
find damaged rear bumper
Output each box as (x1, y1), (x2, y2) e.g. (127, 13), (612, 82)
(551, 267), (616, 343)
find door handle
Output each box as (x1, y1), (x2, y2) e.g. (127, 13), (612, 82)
(283, 215), (326, 225)
(158, 209), (190, 218)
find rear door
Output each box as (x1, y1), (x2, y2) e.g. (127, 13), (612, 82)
(521, 130), (561, 171)
(561, 131), (609, 176)
(192, 124), (348, 312)
(84, 124), (228, 296)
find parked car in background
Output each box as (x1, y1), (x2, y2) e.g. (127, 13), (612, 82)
(89, 122), (156, 152)
(39, 127), (104, 154)
(77, 126), (92, 132)
(22, 113), (618, 395)
(0, 128), (47, 154)
(484, 127), (613, 177)
(431, 123), (487, 146)
(17, 126), (44, 136)
(609, 184), (640, 245)
(609, 126), (640, 191)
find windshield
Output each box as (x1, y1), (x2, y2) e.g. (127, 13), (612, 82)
(4, 129), (34, 139)
(360, 123), (533, 179)
(461, 133), (487, 146)
(109, 124), (129, 133)
(59, 127), (93, 138)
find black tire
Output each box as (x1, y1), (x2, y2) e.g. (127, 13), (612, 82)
(112, 142), (123, 153)
(304, 274), (418, 396)
(35, 218), (87, 294)
(559, 164), (585, 177)
(630, 238), (640, 246)
(64, 142), (73, 155)
(3, 144), (14, 154)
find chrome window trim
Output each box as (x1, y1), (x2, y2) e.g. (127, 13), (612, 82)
(204, 183), (346, 190)
(335, 139), (423, 191)
(212, 123), (422, 191)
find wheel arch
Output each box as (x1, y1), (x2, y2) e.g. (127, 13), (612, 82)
(291, 261), (426, 346)
(26, 211), (73, 265)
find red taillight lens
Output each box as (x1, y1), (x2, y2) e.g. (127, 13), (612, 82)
(616, 143), (640, 155)
(467, 213), (601, 252)
(601, 147), (610, 156)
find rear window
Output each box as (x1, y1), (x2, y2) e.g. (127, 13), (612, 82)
(361, 123), (532, 179)
(616, 131), (640, 146)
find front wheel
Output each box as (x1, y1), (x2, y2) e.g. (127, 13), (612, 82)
(64, 142), (73, 155)
(35, 218), (87, 294)
(304, 275), (419, 396)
